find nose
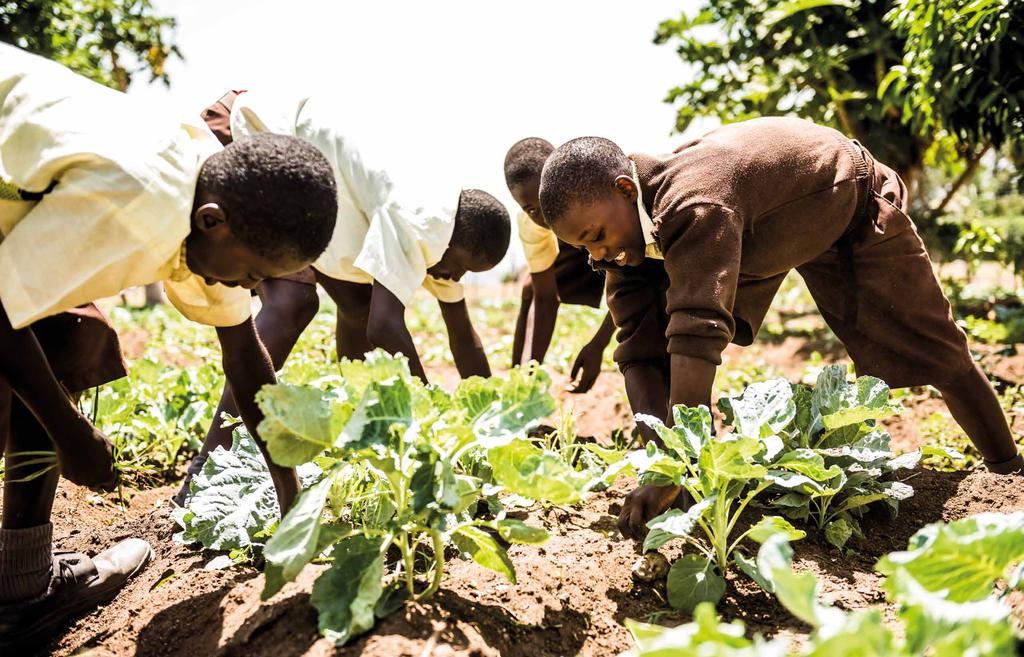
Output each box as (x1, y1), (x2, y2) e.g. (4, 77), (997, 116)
(589, 245), (608, 261)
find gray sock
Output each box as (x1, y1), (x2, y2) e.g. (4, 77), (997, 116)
(0, 523), (53, 603)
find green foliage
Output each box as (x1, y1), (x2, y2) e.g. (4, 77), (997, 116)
(883, 0), (1023, 150)
(0, 0), (181, 91)
(625, 514), (1024, 656)
(256, 351), (591, 644)
(654, 0), (928, 181)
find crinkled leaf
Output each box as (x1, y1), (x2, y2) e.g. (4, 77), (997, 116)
(337, 350), (410, 396)
(643, 497), (715, 552)
(487, 438), (590, 504)
(773, 449), (842, 481)
(310, 535), (384, 645)
(172, 430), (277, 551)
(666, 554), (726, 613)
(497, 519), (550, 545)
(824, 517), (855, 550)
(257, 384), (351, 467)
(452, 526), (516, 583)
(718, 378), (795, 440)
(339, 376), (413, 450)
(462, 366), (556, 447)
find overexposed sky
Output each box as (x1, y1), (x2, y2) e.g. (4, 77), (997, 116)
(130, 0), (707, 277)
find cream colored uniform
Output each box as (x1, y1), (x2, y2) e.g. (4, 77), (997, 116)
(0, 44), (251, 329)
(227, 92), (464, 306)
(516, 211), (560, 273)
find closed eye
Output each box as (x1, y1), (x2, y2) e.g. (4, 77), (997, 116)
(593, 229), (605, 242)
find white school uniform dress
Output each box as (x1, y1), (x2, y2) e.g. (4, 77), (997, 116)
(227, 92), (464, 306)
(0, 44), (251, 329)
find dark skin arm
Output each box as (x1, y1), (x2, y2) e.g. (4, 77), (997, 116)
(216, 318), (299, 513)
(568, 312), (615, 393)
(0, 300), (114, 490)
(366, 281), (428, 382)
(516, 267), (561, 366)
(439, 299), (491, 378)
(618, 357), (718, 539)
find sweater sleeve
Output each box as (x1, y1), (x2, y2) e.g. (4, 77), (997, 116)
(604, 259), (670, 372)
(658, 203), (743, 365)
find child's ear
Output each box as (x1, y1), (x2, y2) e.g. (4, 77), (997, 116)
(613, 175), (638, 203)
(194, 202), (228, 232)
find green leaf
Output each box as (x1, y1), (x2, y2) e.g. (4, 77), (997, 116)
(497, 519), (550, 545)
(262, 470), (346, 600)
(773, 449), (842, 481)
(310, 535), (384, 645)
(876, 512), (1024, 603)
(734, 551), (773, 592)
(374, 581), (411, 620)
(824, 517), (855, 550)
(464, 366), (557, 447)
(698, 436), (766, 487)
(337, 349), (411, 395)
(257, 384), (351, 467)
(747, 516), (806, 544)
(339, 375), (413, 450)
(666, 554), (726, 613)
(717, 378), (795, 440)
(171, 430), (278, 551)
(452, 526), (516, 583)
(643, 498), (715, 552)
(763, 0), (856, 29)
(487, 438), (591, 504)
(756, 535), (844, 628)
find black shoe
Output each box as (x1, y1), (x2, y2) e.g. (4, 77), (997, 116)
(0, 538), (153, 650)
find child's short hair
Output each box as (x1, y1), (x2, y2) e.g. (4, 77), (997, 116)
(504, 137), (554, 190)
(539, 136), (631, 225)
(198, 133), (338, 262)
(451, 189), (511, 267)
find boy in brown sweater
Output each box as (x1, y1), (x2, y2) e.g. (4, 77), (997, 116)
(505, 138), (614, 392)
(538, 117), (1024, 538)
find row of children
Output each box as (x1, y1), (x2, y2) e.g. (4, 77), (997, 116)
(1, 43), (1021, 646)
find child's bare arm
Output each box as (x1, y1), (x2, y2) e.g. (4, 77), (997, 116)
(568, 312), (615, 393)
(519, 268), (561, 366)
(367, 282), (427, 382)
(0, 300), (115, 490)
(439, 299), (490, 378)
(216, 319), (299, 513)
(669, 353), (717, 411)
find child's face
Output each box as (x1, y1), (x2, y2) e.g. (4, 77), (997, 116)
(186, 203), (307, 289)
(551, 178), (646, 267)
(428, 245), (492, 282)
(510, 177), (546, 228)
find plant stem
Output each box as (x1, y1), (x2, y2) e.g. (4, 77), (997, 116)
(416, 530), (446, 600)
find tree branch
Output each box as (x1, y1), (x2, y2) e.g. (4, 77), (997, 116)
(931, 143), (993, 216)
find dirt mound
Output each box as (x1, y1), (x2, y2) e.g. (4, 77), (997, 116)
(30, 466), (1023, 657)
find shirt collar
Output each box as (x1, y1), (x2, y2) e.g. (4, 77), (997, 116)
(631, 159), (663, 259)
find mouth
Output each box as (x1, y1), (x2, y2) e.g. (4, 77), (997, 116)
(613, 249), (628, 265)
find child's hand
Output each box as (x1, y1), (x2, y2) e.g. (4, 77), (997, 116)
(567, 342), (603, 394)
(617, 484), (684, 539)
(55, 417), (116, 491)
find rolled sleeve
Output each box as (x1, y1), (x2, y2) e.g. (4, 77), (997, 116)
(422, 276), (465, 303)
(604, 260), (671, 372)
(659, 203), (743, 366)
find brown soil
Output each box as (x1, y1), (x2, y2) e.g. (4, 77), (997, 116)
(15, 335), (1024, 656)
(30, 465), (1024, 657)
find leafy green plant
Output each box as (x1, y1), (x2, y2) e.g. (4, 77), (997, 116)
(623, 513), (1024, 657)
(620, 402), (807, 612)
(254, 352), (592, 644)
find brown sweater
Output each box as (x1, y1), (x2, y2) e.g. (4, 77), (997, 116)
(607, 117), (871, 370)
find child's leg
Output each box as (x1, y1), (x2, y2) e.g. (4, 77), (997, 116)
(0, 381), (55, 602)
(175, 278), (318, 504)
(934, 363), (1022, 472)
(314, 274), (373, 360)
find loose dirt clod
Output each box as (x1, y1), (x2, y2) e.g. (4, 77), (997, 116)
(632, 552), (670, 583)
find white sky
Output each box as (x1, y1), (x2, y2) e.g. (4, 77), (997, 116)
(131, 0), (708, 280)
